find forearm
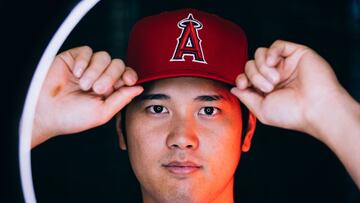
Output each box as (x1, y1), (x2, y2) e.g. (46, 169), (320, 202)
(307, 88), (360, 188)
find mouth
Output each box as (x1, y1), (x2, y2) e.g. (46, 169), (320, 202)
(162, 161), (202, 175)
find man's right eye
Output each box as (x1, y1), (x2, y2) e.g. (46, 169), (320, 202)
(146, 105), (169, 114)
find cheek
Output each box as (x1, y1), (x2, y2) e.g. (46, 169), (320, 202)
(125, 114), (168, 175)
(126, 115), (169, 150)
(201, 123), (240, 146)
(199, 115), (242, 174)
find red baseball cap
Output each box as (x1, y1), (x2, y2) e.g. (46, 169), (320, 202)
(127, 8), (248, 85)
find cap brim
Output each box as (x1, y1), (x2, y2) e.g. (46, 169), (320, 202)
(135, 68), (236, 86)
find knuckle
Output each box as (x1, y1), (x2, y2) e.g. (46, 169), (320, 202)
(76, 57), (88, 65)
(80, 45), (92, 54)
(126, 67), (138, 81)
(112, 59), (126, 72)
(273, 39), (284, 45)
(125, 67), (137, 76)
(244, 65), (251, 74)
(112, 58), (125, 67)
(95, 51), (111, 64)
(235, 74), (242, 82)
(57, 51), (74, 66)
(236, 74), (247, 87)
(254, 47), (265, 56)
(245, 64), (256, 77)
(245, 66), (251, 76)
(299, 45), (311, 53)
(125, 66), (136, 73)
(245, 60), (254, 71)
(58, 51), (71, 60)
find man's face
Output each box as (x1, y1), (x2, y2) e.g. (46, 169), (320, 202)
(123, 77), (244, 203)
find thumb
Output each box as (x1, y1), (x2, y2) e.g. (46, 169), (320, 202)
(101, 86), (144, 122)
(230, 87), (264, 120)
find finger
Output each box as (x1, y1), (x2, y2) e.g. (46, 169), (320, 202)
(103, 86), (115, 98)
(93, 59), (125, 94)
(230, 87), (264, 121)
(99, 86), (144, 124)
(114, 67), (139, 89)
(58, 46), (93, 77)
(245, 60), (274, 93)
(122, 67), (138, 86)
(254, 47), (280, 84)
(79, 51), (111, 91)
(235, 74), (251, 90)
(114, 80), (125, 89)
(266, 40), (305, 66)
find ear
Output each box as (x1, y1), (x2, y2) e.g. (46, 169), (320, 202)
(241, 111), (257, 152)
(116, 112), (127, 150)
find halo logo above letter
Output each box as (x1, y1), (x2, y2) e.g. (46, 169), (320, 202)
(170, 13), (207, 64)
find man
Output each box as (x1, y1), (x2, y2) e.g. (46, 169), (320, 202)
(32, 9), (360, 202)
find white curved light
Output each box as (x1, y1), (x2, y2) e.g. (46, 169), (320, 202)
(19, 0), (101, 202)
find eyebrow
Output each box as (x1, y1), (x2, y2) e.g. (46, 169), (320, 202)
(194, 95), (224, 102)
(139, 93), (225, 102)
(140, 94), (170, 100)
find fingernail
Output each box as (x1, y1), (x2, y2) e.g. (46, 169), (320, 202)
(266, 56), (276, 66)
(126, 75), (136, 85)
(268, 69), (280, 83)
(74, 63), (83, 78)
(80, 77), (91, 90)
(94, 82), (105, 93)
(239, 78), (247, 89)
(261, 81), (273, 92)
(130, 76), (137, 84)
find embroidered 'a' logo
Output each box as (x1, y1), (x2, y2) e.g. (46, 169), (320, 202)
(170, 13), (207, 64)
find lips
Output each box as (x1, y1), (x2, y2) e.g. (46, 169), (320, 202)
(162, 161), (202, 175)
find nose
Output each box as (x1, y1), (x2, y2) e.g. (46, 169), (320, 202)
(166, 118), (199, 150)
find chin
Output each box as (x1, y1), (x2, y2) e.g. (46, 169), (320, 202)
(158, 194), (205, 203)
(143, 184), (208, 203)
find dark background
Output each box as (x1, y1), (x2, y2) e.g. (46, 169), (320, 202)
(3, 0), (360, 202)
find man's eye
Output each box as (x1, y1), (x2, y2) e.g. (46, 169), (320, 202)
(199, 107), (220, 116)
(146, 105), (169, 114)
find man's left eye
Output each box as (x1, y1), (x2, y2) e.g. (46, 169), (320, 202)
(198, 107), (220, 116)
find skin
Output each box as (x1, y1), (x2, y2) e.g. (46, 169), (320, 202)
(32, 46), (143, 148)
(116, 77), (256, 203)
(231, 40), (360, 187)
(32, 39), (360, 201)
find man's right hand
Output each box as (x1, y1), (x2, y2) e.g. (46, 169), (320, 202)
(32, 46), (143, 148)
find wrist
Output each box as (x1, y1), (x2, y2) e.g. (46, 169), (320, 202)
(31, 114), (56, 148)
(305, 88), (360, 187)
(305, 87), (360, 144)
